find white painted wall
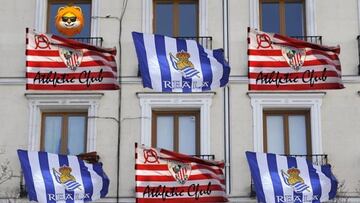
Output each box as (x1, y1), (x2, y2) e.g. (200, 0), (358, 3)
(1, 0), (360, 201)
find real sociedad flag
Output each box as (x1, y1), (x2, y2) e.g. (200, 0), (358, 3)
(246, 151), (338, 203)
(17, 150), (109, 203)
(132, 32), (230, 92)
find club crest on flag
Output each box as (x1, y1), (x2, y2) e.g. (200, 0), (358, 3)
(281, 46), (306, 71)
(59, 46), (83, 71)
(167, 160), (192, 185)
(52, 165), (82, 191)
(281, 167), (310, 193)
(169, 50), (200, 79)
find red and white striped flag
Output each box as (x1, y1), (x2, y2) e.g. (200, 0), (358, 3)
(26, 28), (119, 90)
(135, 144), (228, 202)
(248, 28), (344, 90)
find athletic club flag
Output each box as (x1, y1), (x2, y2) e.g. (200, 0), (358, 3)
(132, 32), (230, 92)
(246, 151), (338, 203)
(17, 150), (110, 203)
(248, 28), (344, 90)
(135, 144), (228, 202)
(26, 28), (119, 90)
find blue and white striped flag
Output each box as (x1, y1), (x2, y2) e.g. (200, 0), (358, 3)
(246, 151), (338, 203)
(132, 32), (230, 92)
(17, 150), (109, 203)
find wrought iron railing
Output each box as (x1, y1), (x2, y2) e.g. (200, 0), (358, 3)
(290, 35), (322, 45)
(70, 37), (104, 47)
(175, 36), (213, 49)
(250, 154), (328, 197)
(192, 154), (215, 160)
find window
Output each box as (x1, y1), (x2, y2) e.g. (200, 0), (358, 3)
(248, 92), (325, 154)
(153, 0), (198, 37)
(263, 110), (311, 155)
(26, 93), (103, 152)
(41, 112), (87, 155)
(152, 110), (200, 155)
(47, 0), (92, 37)
(137, 93), (214, 155)
(260, 0), (305, 36)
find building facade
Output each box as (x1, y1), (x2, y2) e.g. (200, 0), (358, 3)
(1, 0), (360, 202)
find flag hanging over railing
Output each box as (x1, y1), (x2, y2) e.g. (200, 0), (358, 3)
(132, 32), (230, 92)
(248, 28), (344, 90)
(135, 144), (228, 202)
(246, 151), (338, 203)
(26, 28), (119, 90)
(17, 150), (109, 203)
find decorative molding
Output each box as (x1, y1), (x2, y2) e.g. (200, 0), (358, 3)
(137, 93), (215, 154)
(305, 0), (317, 36)
(25, 93), (103, 152)
(248, 92), (326, 154)
(249, 0), (259, 29)
(249, 0), (316, 35)
(142, 0), (207, 34)
(35, 0), (47, 32)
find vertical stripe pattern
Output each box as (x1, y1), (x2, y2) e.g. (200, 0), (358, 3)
(17, 150), (109, 203)
(246, 151), (338, 203)
(135, 145), (228, 202)
(248, 28), (344, 90)
(132, 32), (230, 92)
(26, 29), (119, 90)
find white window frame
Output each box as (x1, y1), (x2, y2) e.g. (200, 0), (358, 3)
(142, 0), (208, 35)
(250, 0), (317, 36)
(137, 93), (214, 154)
(248, 92), (325, 154)
(35, 0), (100, 37)
(25, 93), (103, 152)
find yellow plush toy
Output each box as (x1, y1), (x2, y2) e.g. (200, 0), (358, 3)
(55, 5), (84, 36)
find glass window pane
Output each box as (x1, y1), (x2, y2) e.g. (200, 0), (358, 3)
(261, 2), (280, 33)
(288, 115), (307, 154)
(67, 116), (86, 155)
(285, 2), (304, 36)
(179, 116), (196, 155)
(44, 116), (62, 154)
(179, 3), (197, 36)
(155, 3), (173, 36)
(48, 3), (91, 37)
(156, 116), (174, 150)
(266, 116), (285, 154)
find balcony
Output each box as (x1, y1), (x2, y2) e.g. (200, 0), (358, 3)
(175, 36), (213, 49)
(70, 37), (104, 47)
(250, 154), (328, 197)
(290, 35), (322, 45)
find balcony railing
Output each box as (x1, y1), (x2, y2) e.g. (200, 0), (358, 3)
(70, 37), (104, 47)
(175, 36), (213, 49)
(250, 154), (328, 197)
(192, 154), (215, 160)
(290, 35), (322, 45)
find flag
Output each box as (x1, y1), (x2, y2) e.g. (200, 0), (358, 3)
(245, 151), (338, 203)
(26, 28), (119, 90)
(248, 28), (344, 90)
(17, 150), (110, 203)
(132, 32), (230, 92)
(135, 144), (228, 202)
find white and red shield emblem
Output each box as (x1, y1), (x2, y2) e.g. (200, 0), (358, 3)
(168, 161), (191, 185)
(282, 47), (306, 71)
(59, 47), (83, 71)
